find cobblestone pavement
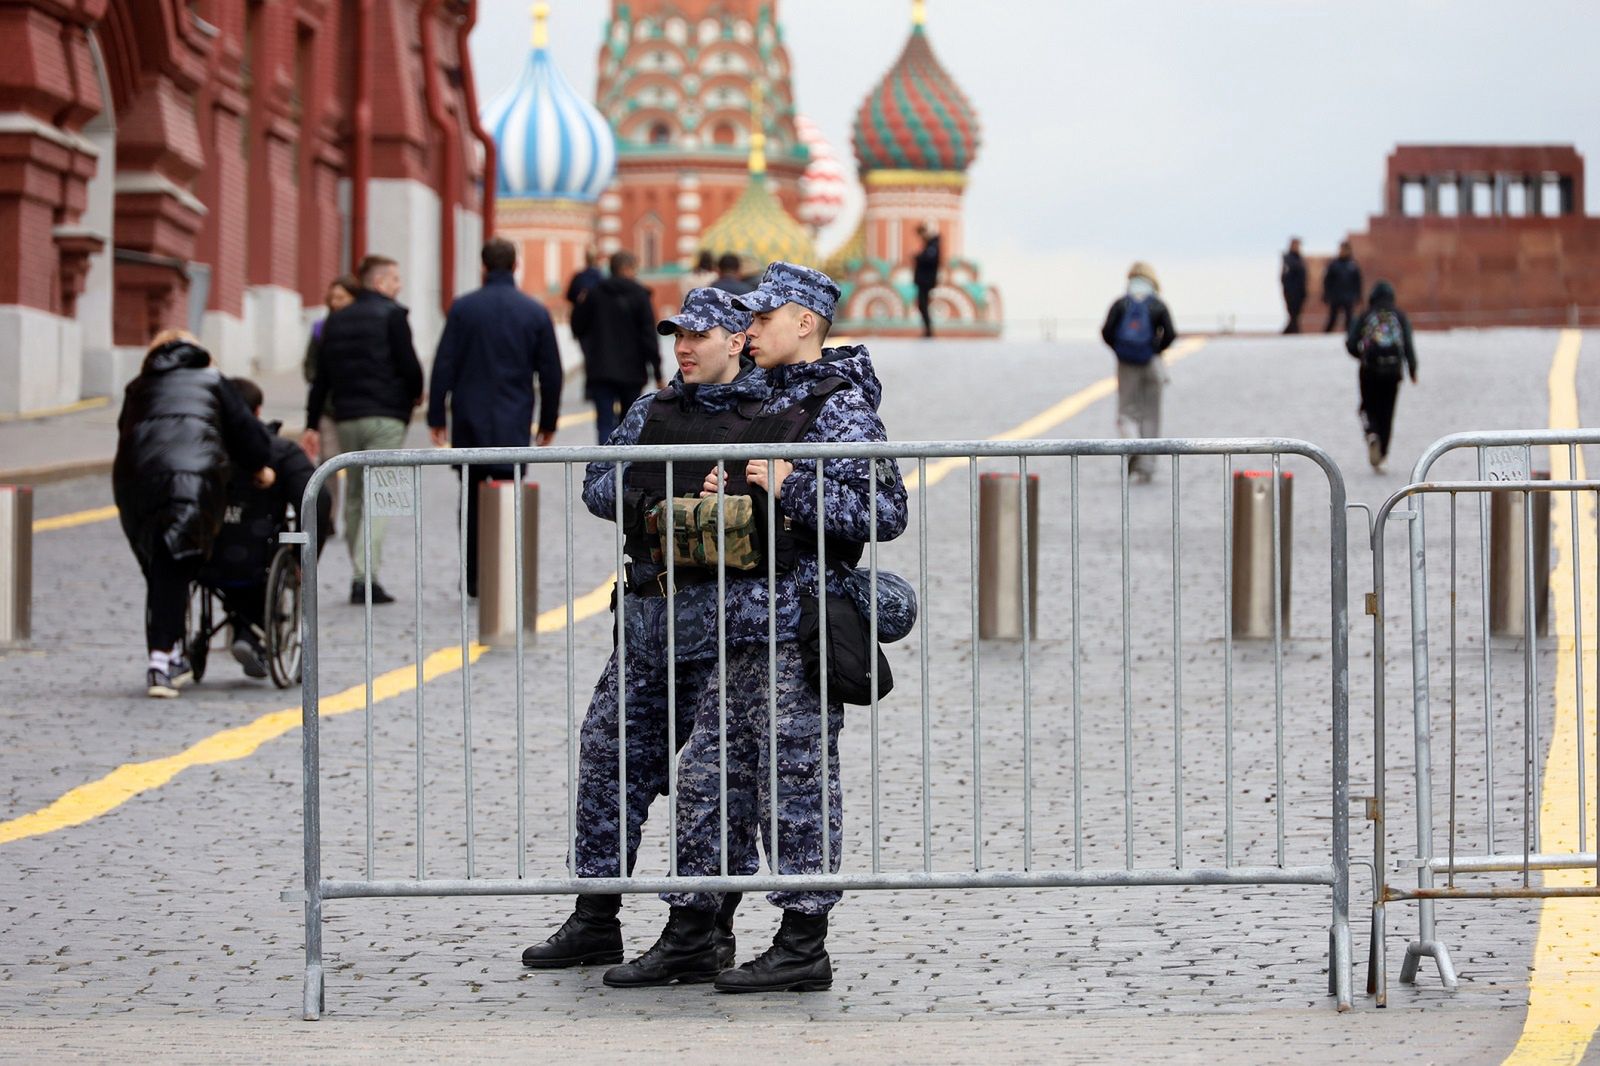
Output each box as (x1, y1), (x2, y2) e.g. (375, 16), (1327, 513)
(3, 329), (1597, 1062)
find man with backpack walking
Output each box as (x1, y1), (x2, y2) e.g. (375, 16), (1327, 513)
(1345, 280), (1418, 472)
(1101, 262), (1178, 482)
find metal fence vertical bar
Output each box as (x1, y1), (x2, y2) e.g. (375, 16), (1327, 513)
(613, 462), (627, 881)
(817, 463), (831, 875)
(918, 457), (932, 874)
(364, 469), (375, 881)
(458, 472), (474, 878)
(1448, 495), (1459, 886)
(1570, 447), (1588, 854)
(969, 458), (982, 871)
(514, 463), (527, 879)
(869, 461), (882, 875)
(1270, 453), (1285, 868)
(666, 461), (678, 878)
(1071, 454), (1083, 871)
(564, 463), (577, 879)
(717, 465), (729, 876)
(1172, 454), (1184, 867)
(1121, 455), (1134, 869)
(1223, 453), (1236, 867)
(1477, 449), (1496, 854)
(768, 460), (780, 876)
(1018, 455), (1033, 871)
(413, 466), (425, 880)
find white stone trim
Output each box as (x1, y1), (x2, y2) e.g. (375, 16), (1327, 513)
(0, 112), (99, 157)
(114, 171), (207, 216)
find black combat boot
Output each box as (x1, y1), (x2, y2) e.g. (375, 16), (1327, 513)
(520, 894), (623, 968)
(714, 892), (742, 968)
(602, 906), (722, 988)
(714, 909), (831, 993)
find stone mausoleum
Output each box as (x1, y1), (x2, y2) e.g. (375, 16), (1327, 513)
(1342, 145), (1600, 328)
(0, 0), (488, 417)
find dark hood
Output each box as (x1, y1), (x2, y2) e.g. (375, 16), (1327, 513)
(670, 357), (768, 414)
(142, 340), (211, 374)
(1369, 280), (1396, 308)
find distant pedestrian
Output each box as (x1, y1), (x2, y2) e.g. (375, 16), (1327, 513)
(1280, 238), (1307, 334)
(566, 247), (604, 309)
(202, 377), (333, 679)
(686, 250), (718, 290)
(301, 274), (358, 464)
(1345, 280), (1418, 472)
(913, 222), (942, 338)
(1322, 240), (1363, 333)
(570, 251), (663, 443)
(710, 253), (754, 297)
(428, 238), (564, 598)
(113, 331), (274, 698)
(301, 254), (424, 605)
(1101, 262), (1178, 483)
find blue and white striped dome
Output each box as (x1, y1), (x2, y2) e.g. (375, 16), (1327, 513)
(483, 15), (616, 203)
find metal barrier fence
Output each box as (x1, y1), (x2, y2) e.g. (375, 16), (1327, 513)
(1368, 430), (1600, 1005)
(291, 437), (1353, 1020)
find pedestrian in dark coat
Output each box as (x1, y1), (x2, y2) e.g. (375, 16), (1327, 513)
(1101, 261), (1178, 482)
(1281, 238), (1307, 334)
(710, 253), (755, 297)
(301, 254), (424, 604)
(1322, 241), (1363, 333)
(570, 250), (663, 443)
(428, 238), (565, 597)
(912, 223), (942, 338)
(113, 330), (274, 697)
(1345, 280), (1419, 471)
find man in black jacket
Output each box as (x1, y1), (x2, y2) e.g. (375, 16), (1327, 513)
(301, 254), (423, 604)
(1322, 241), (1363, 334)
(1281, 237), (1307, 334)
(570, 251), (663, 443)
(1101, 262), (1178, 483)
(428, 238), (564, 597)
(913, 223), (942, 338)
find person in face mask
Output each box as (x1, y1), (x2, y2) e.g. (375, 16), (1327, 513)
(1100, 262), (1179, 482)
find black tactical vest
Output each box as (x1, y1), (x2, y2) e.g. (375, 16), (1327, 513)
(619, 376), (849, 562)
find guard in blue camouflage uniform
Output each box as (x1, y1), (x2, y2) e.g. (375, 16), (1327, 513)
(520, 288), (765, 975)
(608, 262), (909, 994)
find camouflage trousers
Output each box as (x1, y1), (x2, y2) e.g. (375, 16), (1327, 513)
(572, 600), (760, 881)
(662, 642), (845, 916)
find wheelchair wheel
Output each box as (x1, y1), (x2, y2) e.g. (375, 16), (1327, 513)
(185, 582), (213, 683)
(265, 545), (303, 688)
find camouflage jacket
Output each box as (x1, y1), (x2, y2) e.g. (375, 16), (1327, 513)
(583, 363), (771, 662)
(582, 346), (908, 655)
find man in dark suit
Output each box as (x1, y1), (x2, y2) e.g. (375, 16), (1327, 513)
(428, 238), (563, 597)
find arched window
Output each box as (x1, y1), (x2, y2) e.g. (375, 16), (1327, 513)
(649, 122), (672, 146)
(712, 123), (736, 147)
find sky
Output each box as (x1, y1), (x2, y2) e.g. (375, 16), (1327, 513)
(470, 1), (1600, 334)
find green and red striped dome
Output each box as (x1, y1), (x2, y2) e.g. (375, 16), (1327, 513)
(852, 22), (981, 174)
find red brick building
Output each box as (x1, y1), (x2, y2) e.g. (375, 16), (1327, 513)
(0, 0), (488, 416)
(1342, 145), (1600, 329)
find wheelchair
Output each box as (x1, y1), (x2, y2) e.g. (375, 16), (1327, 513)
(186, 533), (304, 690)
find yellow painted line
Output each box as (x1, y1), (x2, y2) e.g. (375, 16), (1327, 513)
(0, 574), (617, 847)
(1505, 329), (1600, 1066)
(33, 504), (119, 533)
(903, 337), (1208, 492)
(0, 396), (108, 423)
(555, 409), (595, 430)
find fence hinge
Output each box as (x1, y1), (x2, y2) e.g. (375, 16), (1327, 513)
(280, 889), (307, 903)
(1363, 796), (1380, 822)
(1364, 592), (1378, 616)
(279, 531), (309, 545)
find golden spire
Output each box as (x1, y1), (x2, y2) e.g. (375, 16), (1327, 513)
(912, 0), (927, 27)
(532, 2), (550, 49)
(748, 81), (767, 178)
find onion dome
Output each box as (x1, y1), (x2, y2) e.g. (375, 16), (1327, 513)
(700, 119), (816, 268)
(852, 0), (982, 173)
(482, 4), (617, 202)
(796, 115), (848, 231)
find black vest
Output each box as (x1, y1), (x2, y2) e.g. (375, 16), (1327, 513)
(619, 376), (848, 562)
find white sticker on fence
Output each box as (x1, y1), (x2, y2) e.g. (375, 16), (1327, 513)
(368, 467), (416, 516)
(1483, 446), (1530, 483)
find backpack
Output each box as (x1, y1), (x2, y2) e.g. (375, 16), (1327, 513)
(1358, 310), (1406, 379)
(1113, 297), (1156, 365)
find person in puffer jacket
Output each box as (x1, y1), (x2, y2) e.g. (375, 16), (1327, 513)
(113, 330), (274, 698)
(615, 262), (908, 996)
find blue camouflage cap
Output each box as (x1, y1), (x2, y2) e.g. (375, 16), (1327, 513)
(733, 261), (842, 322)
(657, 287), (752, 336)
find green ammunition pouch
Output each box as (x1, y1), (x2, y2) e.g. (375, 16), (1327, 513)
(647, 493), (763, 571)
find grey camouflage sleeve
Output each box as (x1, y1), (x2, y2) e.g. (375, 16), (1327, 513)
(778, 394), (909, 545)
(581, 393), (653, 520)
